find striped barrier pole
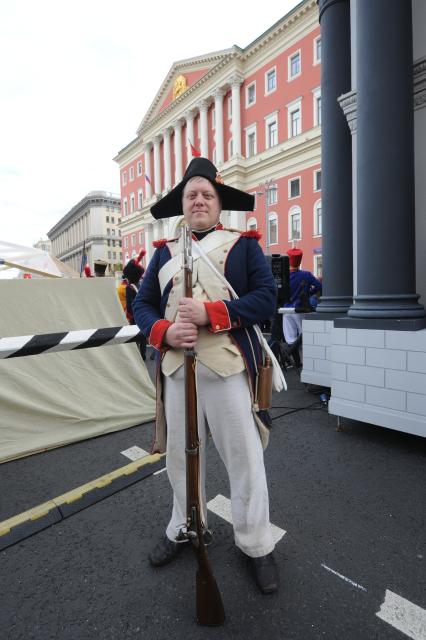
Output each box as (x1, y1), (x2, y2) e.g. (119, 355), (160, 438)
(0, 325), (142, 359)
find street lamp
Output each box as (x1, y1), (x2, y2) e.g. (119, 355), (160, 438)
(257, 179), (274, 255)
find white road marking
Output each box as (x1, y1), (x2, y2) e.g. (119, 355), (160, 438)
(376, 589), (426, 640)
(153, 467), (167, 475)
(320, 563), (367, 592)
(207, 494), (286, 544)
(120, 446), (149, 461)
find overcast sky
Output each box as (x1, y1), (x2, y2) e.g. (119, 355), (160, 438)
(1, 0), (302, 248)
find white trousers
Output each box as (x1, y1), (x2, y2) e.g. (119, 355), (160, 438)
(283, 313), (304, 344)
(163, 363), (274, 558)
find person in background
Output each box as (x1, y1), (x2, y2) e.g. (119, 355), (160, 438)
(123, 249), (147, 360)
(93, 259), (108, 277)
(117, 275), (127, 312)
(282, 248), (322, 369)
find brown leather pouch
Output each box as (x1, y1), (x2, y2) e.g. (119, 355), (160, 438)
(256, 356), (273, 410)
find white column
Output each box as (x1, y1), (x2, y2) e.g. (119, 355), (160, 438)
(199, 99), (209, 158)
(144, 223), (153, 262)
(185, 110), (195, 166)
(214, 88), (225, 165)
(173, 119), (184, 184)
(143, 143), (152, 199)
(153, 136), (162, 196)
(231, 76), (243, 156)
(163, 128), (172, 191)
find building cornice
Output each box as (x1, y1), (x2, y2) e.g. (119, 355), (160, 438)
(136, 47), (239, 134)
(48, 191), (120, 238)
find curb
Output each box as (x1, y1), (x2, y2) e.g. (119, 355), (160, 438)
(0, 453), (165, 551)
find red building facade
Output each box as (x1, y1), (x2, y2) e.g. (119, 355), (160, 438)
(114, 0), (322, 275)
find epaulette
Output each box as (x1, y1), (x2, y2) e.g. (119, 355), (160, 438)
(240, 230), (262, 240)
(152, 238), (168, 248)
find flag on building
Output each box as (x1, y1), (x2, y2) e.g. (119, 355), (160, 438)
(189, 141), (201, 157)
(79, 241), (88, 277)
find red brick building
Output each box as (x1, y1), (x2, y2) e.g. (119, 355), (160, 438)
(114, 0), (322, 275)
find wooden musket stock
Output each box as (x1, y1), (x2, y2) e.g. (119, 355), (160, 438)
(182, 225), (225, 626)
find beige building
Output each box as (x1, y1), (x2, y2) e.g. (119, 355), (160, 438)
(33, 238), (51, 253)
(47, 191), (122, 275)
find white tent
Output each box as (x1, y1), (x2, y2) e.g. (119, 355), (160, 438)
(0, 277), (156, 463)
(0, 240), (79, 278)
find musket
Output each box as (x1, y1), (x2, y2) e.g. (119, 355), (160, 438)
(181, 224), (225, 626)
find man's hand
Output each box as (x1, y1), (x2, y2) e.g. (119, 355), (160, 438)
(164, 321), (198, 349)
(178, 297), (209, 326)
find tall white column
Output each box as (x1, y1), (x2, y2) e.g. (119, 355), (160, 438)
(163, 128), (172, 191)
(185, 110), (195, 166)
(173, 119), (184, 184)
(144, 223), (153, 262)
(153, 135), (162, 196)
(214, 88), (225, 165)
(199, 99), (209, 158)
(231, 76), (243, 156)
(143, 143), (152, 199)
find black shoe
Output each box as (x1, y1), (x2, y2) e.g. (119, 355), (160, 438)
(148, 536), (181, 567)
(249, 552), (279, 594)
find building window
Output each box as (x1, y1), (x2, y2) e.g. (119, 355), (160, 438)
(228, 96), (232, 119)
(314, 36), (321, 64)
(125, 252), (129, 262)
(268, 213), (278, 245)
(125, 237), (129, 249)
(289, 177), (301, 199)
(107, 239), (111, 246)
(288, 50), (301, 80)
(130, 193), (135, 213)
(314, 254), (322, 278)
(137, 160), (143, 176)
(314, 200), (322, 236)
(265, 114), (278, 149)
(290, 108), (301, 137)
(106, 216), (109, 223)
(245, 125), (257, 158)
(267, 184), (278, 206)
(288, 206), (301, 241)
(108, 251), (111, 260)
(246, 82), (256, 107)
(131, 234), (136, 247)
(213, 147), (217, 165)
(123, 198), (128, 216)
(314, 169), (321, 192)
(111, 217), (115, 223)
(313, 88), (321, 126)
(247, 217), (257, 231)
(228, 138), (233, 158)
(129, 166), (134, 181)
(107, 228), (111, 236)
(122, 171), (127, 186)
(113, 252), (117, 260)
(138, 189), (143, 210)
(265, 67), (277, 94)
(111, 229), (115, 237)
(139, 231), (143, 244)
(212, 108), (216, 129)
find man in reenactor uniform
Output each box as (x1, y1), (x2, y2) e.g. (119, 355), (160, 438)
(133, 158), (280, 594)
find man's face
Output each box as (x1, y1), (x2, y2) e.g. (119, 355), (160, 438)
(182, 177), (221, 231)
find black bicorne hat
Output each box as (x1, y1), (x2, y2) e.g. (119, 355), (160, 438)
(150, 157), (255, 220)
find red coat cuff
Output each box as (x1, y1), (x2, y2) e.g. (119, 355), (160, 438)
(149, 319), (172, 350)
(204, 301), (238, 332)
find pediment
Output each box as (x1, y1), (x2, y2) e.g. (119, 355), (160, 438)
(137, 48), (237, 134)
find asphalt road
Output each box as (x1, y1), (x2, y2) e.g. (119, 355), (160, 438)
(1, 358), (425, 640)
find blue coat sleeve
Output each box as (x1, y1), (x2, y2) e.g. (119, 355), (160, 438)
(223, 238), (277, 327)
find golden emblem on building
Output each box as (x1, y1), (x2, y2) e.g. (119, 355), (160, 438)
(173, 74), (187, 100)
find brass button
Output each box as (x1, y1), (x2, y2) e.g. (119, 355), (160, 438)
(223, 248), (228, 253)
(215, 324), (220, 330)
(219, 260), (224, 265)
(167, 303), (170, 307)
